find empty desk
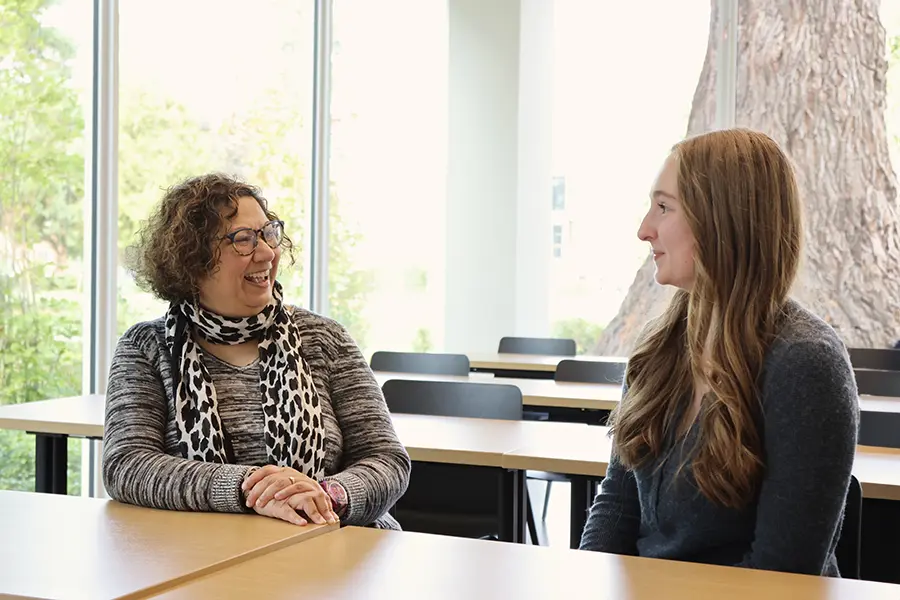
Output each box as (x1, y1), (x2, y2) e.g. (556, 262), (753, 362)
(0, 490), (335, 600)
(152, 526), (900, 599)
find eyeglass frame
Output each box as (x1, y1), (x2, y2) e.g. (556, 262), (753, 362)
(220, 220), (286, 256)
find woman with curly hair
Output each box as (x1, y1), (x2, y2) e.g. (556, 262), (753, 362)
(579, 129), (858, 576)
(102, 173), (410, 529)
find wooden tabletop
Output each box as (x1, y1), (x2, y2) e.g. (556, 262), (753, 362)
(154, 526), (900, 599)
(0, 391), (893, 442)
(0, 490), (336, 600)
(502, 425), (614, 477)
(2, 397), (898, 500)
(467, 352), (627, 372)
(0, 394), (105, 438)
(389, 412), (589, 468)
(852, 446), (900, 501)
(375, 371), (622, 410)
(858, 394), (900, 413)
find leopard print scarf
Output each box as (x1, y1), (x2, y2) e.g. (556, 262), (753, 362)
(165, 282), (325, 480)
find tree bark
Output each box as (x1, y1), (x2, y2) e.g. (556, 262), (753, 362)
(594, 0), (900, 355)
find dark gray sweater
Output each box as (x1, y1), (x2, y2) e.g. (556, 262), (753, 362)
(102, 307), (411, 529)
(579, 300), (859, 576)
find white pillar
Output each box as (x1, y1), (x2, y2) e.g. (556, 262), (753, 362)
(444, 0), (553, 353)
(515, 0), (553, 336)
(445, 0), (520, 353)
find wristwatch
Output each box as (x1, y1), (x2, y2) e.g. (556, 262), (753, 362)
(320, 479), (349, 517)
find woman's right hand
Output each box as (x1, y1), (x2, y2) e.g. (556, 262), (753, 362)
(252, 496), (309, 526)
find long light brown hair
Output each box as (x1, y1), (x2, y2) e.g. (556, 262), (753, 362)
(610, 129), (802, 509)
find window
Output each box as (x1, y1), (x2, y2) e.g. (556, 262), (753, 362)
(329, 0), (447, 357)
(553, 224), (564, 259)
(552, 176), (566, 210)
(547, 1), (710, 352)
(0, 0), (91, 494)
(117, 0), (315, 333)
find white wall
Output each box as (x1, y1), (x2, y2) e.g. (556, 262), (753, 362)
(444, 0), (553, 352)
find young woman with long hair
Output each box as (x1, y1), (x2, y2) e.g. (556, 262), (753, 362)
(579, 129), (858, 577)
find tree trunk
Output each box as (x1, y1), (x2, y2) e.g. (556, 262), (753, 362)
(594, 0), (900, 355)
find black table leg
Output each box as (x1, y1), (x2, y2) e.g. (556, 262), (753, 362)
(513, 469), (526, 543)
(34, 433), (68, 494)
(499, 469), (527, 543)
(570, 476), (593, 549)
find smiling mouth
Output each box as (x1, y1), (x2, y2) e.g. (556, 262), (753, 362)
(244, 270), (270, 285)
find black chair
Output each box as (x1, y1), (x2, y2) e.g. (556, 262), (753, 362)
(555, 359), (627, 385)
(383, 379), (521, 420)
(854, 369), (900, 397)
(371, 351), (470, 376)
(382, 379), (540, 544)
(526, 359), (627, 521)
(835, 475), (862, 579)
(498, 336), (576, 356)
(859, 411), (900, 449)
(849, 348), (900, 372)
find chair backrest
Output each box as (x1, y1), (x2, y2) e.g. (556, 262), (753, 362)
(370, 351), (470, 376)
(859, 410), (900, 448)
(382, 379), (522, 421)
(555, 359), (627, 385)
(835, 474), (862, 579)
(849, 348), (900, 372)
(854, 369), (900, 397)
(498, 336), (576, 356)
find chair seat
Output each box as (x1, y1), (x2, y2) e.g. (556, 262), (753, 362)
(526, 470), (570, 482)
(394, 508), (499, 539)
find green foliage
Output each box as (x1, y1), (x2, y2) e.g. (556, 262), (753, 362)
(0, 0), (85, 263)
(552, 318), (605, 356)
(0, 0), (85, 493)
(217, 94), (374, 347)
(0, 272), (83, 493)
(411, 327), (433, 353)
(0, 0), (371, 497)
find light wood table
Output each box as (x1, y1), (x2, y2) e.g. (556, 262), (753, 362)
(858, 395), (900, 414)
(0, 490), (336, 600)
(154, 526), (900, 600)
(467, 352), (627, 375)
(390, 412), (589, 468)
(0, 395), (105, 493)
(376, 370), (621, 412)
(389, 413), (592, 546)
(0, 394), (105, 438)
(853, 446), (900, 502)
(501, 424), (613, 549)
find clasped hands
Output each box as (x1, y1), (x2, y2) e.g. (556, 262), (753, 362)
(242, 465), (339, 526)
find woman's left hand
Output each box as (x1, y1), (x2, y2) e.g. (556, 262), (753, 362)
(242, 465), (337, 524)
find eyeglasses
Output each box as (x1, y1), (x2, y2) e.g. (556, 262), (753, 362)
(221, 220), (285, 256)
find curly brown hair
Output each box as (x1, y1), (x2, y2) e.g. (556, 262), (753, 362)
(128, 173), (294, 304)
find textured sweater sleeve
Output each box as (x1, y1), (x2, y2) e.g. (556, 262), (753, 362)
(580, 380), (641, 553)
(579, 451), (642, 554)
(102, 331), (252, 512)
(321, 324), (411, 526)
(736, 339), (858, 574)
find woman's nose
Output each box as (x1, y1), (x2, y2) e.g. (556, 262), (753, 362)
(637, 213), (656, 242)
(254, 239), (277, 261)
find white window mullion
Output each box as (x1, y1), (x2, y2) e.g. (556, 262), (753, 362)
(309, 0), (334, 314)
(714, 0), (738, 129)
(82, 0), (118, 499)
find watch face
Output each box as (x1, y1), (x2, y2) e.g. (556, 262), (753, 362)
(322, 480), (349, 516)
